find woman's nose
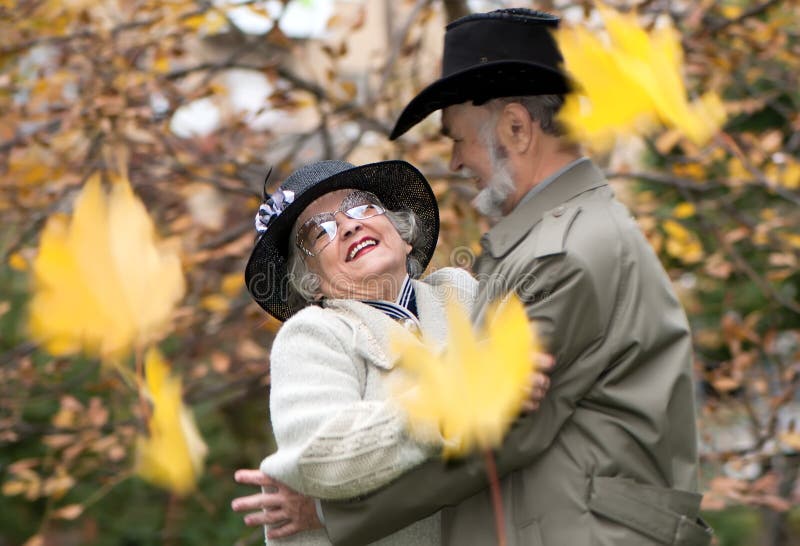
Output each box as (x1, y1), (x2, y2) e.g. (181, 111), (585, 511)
(335, 212), (362, 239)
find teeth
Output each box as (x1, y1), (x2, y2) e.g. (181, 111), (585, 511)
(349, 239), (377, 260)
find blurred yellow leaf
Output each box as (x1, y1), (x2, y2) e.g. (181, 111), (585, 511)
(663, 219), (703, 264)
(710, 375), (741, 393)
(391, 295), (538, 458)
(2, 480), (29, 497)
(135, 348), (207, 496)
(672, 162), (705, 181)
(760, 208), (777, 222)
(8, 252), (28, 271)
(704, 252), (733, 280)
(2, 467), (41, 501)
(153, 54), (170, 74)
(727, 157), (753, 181)
(8, 145), (59, 187)
(720, 5), (743, 19)
(780, 233), (800, 249)
(780, 430), (800, 450)
(183, 12), (226, 33)
(220, 273), (243, 297)
(779, 161), (800, 189)
(43, 466), (75, 499)
(200, 294), (229, 313)
(556, 3), (726, 151)
(53, 504), (84, 520)
(51, 396), (82, 429)
(28, 174), (185, 361)
(338, 80), (358, 101)
(22, 535), (44, 546)
(673, 202), (696, 219)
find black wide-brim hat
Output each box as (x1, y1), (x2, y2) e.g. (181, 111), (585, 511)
(244, 160), (439, 322)
(390, 8), (571, 140)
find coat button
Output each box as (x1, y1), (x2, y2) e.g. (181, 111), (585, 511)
(553, 205), (566, 217)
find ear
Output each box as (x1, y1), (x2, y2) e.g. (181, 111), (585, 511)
(497, 102), (534, 154)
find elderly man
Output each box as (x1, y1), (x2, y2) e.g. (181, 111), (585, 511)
(233, 8), (712, 546)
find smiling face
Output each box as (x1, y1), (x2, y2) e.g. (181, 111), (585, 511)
(442, 102), (495, 190)
(293, 189), (413, 301)
(442, 102), (517, 217)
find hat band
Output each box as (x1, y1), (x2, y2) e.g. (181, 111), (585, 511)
(255, 188), (295, 234)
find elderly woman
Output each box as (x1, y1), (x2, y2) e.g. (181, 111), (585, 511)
(237, 160), (476, 545)
(232, 160), (548, 544)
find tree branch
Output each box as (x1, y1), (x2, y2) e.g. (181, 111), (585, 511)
(708, 0), (784, 33)
(442, 0), (470, 23)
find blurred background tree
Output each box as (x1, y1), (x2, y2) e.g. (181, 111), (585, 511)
(1, 0), (798, 545)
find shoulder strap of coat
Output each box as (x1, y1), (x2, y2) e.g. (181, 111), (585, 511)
(533, 204), (582, 259)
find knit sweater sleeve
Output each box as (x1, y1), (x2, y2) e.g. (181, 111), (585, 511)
(260, 308), (436, 500)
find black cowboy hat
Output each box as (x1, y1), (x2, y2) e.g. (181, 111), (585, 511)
(390, 8), (570, 140)
(244, 160), (439, 322)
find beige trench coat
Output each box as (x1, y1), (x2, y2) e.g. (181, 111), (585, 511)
(320, 160), (712, 546)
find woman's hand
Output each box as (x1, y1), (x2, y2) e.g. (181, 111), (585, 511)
(520, 352), (554, 413)
(231, 469), (323, 539)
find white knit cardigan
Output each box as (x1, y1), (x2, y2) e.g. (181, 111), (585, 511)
(260, 267), (478, 545)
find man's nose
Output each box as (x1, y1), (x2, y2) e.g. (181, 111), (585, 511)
(449, 147), (462, 172)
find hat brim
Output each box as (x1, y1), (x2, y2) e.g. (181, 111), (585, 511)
(244, 161), (439, 322)
(390, 61), (570, 140)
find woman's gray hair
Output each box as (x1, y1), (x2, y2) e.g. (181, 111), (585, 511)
(484, 94), (565, 136)
(285, 208), (425, 307)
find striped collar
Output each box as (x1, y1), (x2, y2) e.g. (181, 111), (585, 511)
(362, 275), (419, 325)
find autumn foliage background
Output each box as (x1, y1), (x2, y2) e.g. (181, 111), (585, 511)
(1, 0), (799, 545)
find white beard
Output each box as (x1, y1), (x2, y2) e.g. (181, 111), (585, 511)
(470, 161), (515, 218)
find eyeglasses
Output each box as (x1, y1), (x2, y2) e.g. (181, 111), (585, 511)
(296, 191), (386, 257)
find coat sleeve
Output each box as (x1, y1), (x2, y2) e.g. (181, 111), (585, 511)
(321, 251), (614, 545)
(260, 310), (436, 500)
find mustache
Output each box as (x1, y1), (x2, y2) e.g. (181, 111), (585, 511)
(457, 168), (477, 179)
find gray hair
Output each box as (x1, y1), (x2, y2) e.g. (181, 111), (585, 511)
(482, 94), (565, 136)
(286, 209), (425, 306)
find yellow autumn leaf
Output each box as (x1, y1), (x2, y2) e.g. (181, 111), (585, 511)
(2, 467), (41, 501)
(28, 174), (185, 361)
(8, 252), (28, 271)
(779, 161), (800, 189)
(52, 504), (84, 520)
(720, 5), (743, 19)
(153, 54), (170, 74)
(135, 348), (207, 496)
(672, 162), (706, 181)
(391, 294), (538, 458)
(183, 11), (227, 34)
(556, 2), (726, 151)
(220, 273), (243, 297)
(779, 430), (800, 451)
(673, 202), (696, 219)
(663, 219), (703, 264)
(200, 294), (229, 313)
(42, 466), (75, 499)
(780, 233), (800, 250)
(727, 157), (753, 181)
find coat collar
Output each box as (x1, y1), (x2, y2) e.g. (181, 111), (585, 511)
(322, 278), (449, 370)
(482, 159), (608, 259)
